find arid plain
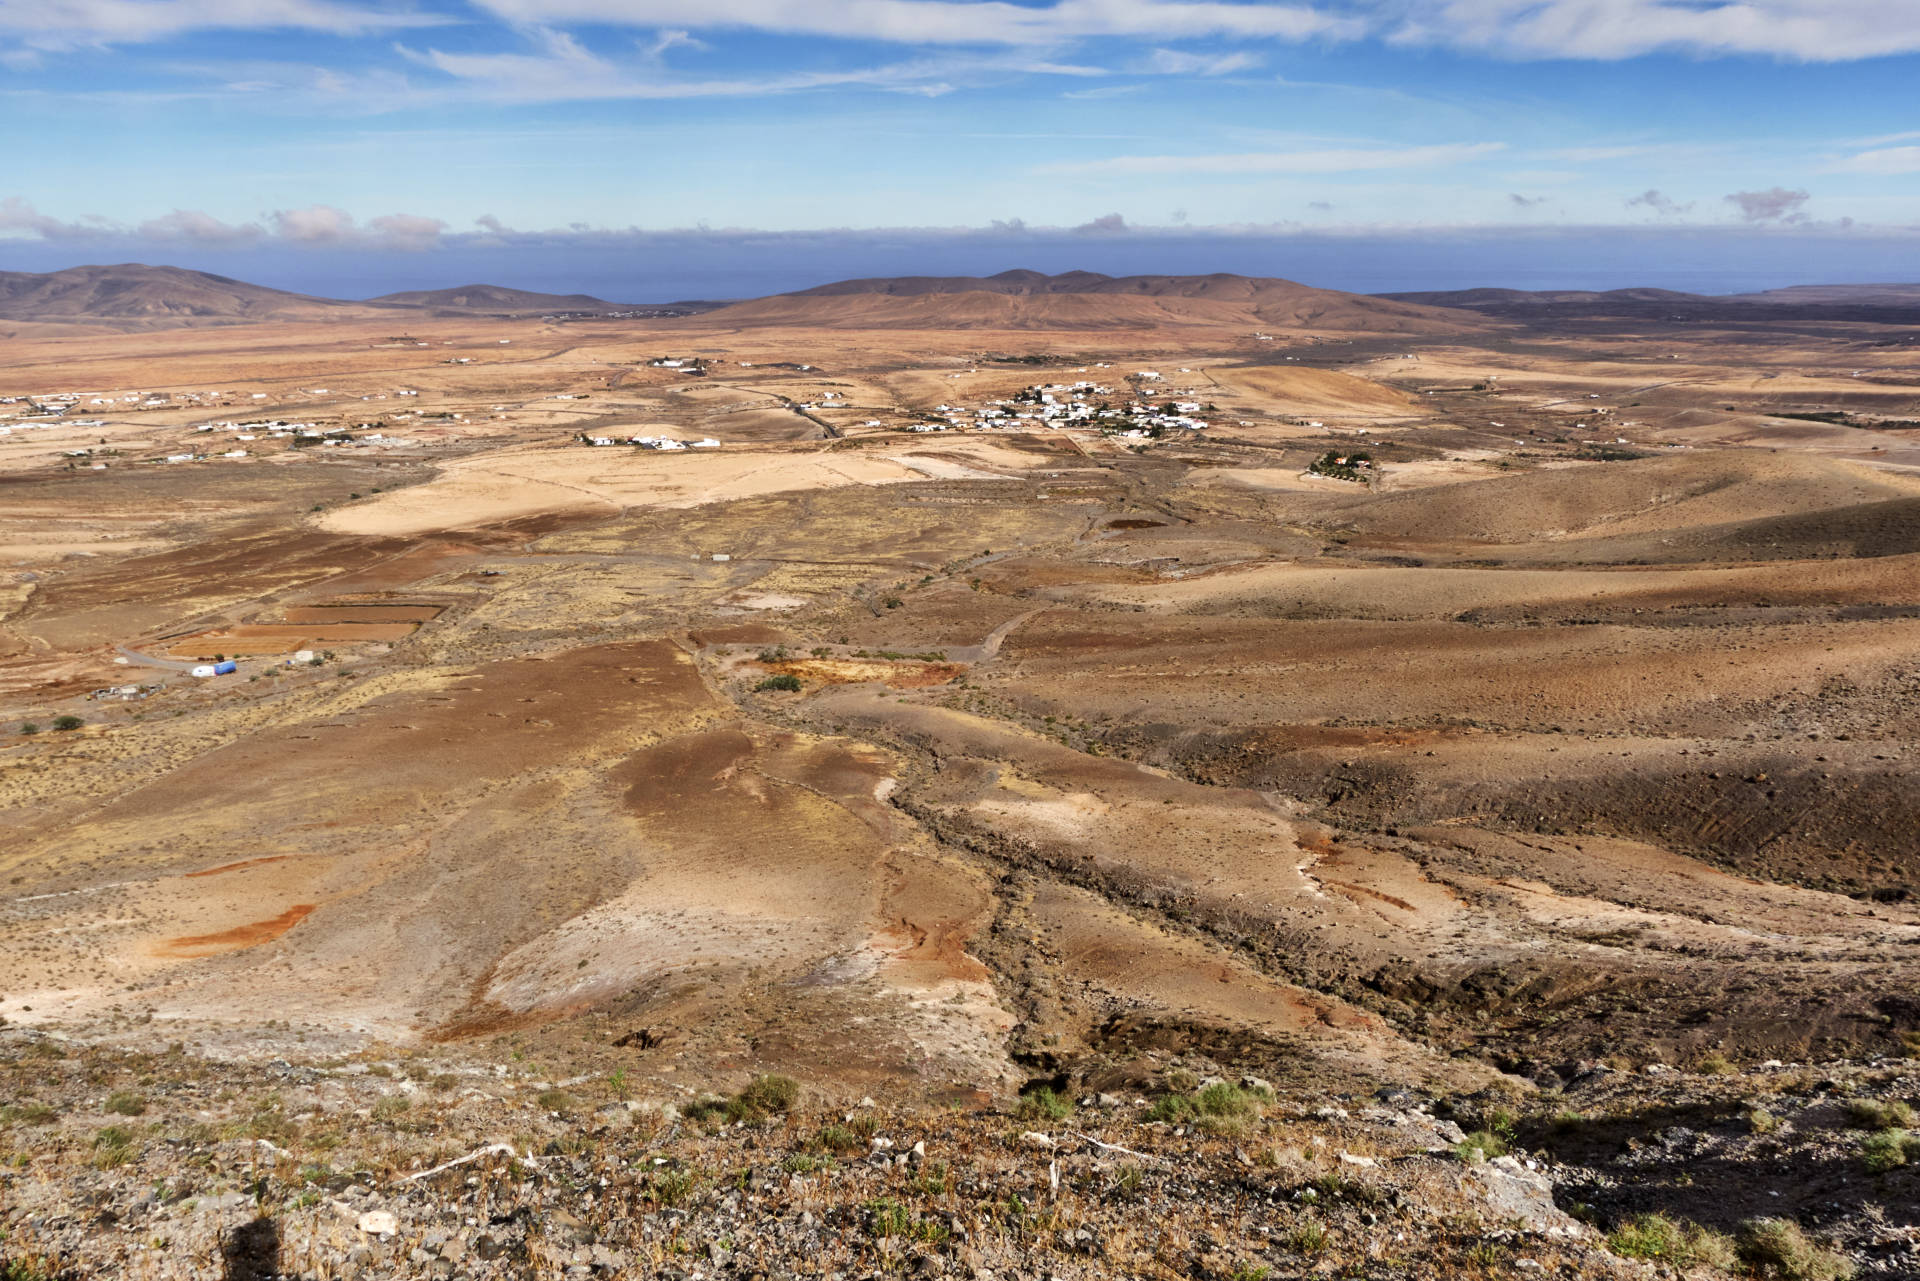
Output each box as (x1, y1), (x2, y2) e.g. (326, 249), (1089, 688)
(3, 271), (1919, 1113)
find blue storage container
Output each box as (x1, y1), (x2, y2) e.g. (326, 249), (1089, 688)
(213, 660), (238, 675)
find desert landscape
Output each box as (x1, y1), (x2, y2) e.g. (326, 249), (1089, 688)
(4, 263), (1919, 1278)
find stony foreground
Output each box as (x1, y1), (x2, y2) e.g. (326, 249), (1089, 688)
(5, 1030), (1919, 1279)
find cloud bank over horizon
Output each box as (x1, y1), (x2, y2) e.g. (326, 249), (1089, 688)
(3, 1), (1918, 294)
(4, 198), (1915, 302)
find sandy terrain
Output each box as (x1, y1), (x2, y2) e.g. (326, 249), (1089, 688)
(1, 295), (1917, 1110)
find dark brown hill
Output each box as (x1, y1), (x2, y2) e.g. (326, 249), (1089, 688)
(365, 284), (647, 315)
(703, 270), (1488, 333)
(0, 263), (353, 326)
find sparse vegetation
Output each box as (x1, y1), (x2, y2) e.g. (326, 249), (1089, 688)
(1015, 1087), (1072, 1122)
(755, 673), (802, 692)
(1735, 1218), (1853, 1280)
(1844, 1098), (1914, 1130)
(1606, 1213), (1737, 1270)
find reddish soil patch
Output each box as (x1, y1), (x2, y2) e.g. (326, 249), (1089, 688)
(690, 623), (789, 646)
(182, 855), (293, 879)
(157, 904), (315, 957)
(282, 604), (445, 623)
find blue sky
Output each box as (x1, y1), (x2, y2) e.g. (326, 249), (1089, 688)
(4, 0), (1920, 298)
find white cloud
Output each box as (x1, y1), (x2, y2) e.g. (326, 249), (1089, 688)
(642, 28), (706, 59)
(0, 196), (450, 250)
(462, 0), (1920, 62)
(137, 208), (264, 243)
(0, 196), (115, 239)
(0, 0), (446, 50)
(1142, 47), (1262, 75)
(1041, 141), (1507, 177)
(470, 0), (1359, 47)
(1384, 0), (1920, 62)
(367, 212), (447, 250)
(272, 203), (357, 243)
(397, 27), (1106, 101)
(1827, 146), (1920, 175)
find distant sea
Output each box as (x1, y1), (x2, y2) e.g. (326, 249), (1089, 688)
(5, 226), (1915, 305)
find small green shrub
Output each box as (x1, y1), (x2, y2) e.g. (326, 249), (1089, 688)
(1861, 1128), (1920, 1174)
(1736, 1218), (1853, 1279)
(755, 674), (802, 693)
(91, 1126), (136, 1169)
(1286, 1219), (1329, 1255)
(1845, 1098), (1915, 1130)
(1454, 1130), (1509, 1162)
(1015, 1088), (1071, 1123)
(866, 1199), (912, 1238)
(1193, 1082), (1260, 1119)
(1607, 1213), (1736, 1270)
(372, 1095), (411, 1120)
(738, 1074), (799, 1115)
(813, 1124), (862, 1153)
(1143, 1093), (1194, 1123)
(52, 716), (83, 732)
(534, 1090), (572, 1115)
(103, 1092), (146, 1117)
(0, 1103), (57, 1127)
(18, 722), (39, 735)
(687, 1074), (801, 1126)
(650, 1167), (697, 1206)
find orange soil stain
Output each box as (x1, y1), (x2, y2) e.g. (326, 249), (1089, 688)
(156, 904), (316, 957)
(182, 855), (293, 879)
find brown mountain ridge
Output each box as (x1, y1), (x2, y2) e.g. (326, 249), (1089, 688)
(705, 268), (1490, 333)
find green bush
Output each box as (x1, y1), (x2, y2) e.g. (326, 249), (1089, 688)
(104, 1092), (146, 1117)
(1736, 1218), (1853, 1279)
(1861, 1128), (1920, 1173)
(91, 1126), (136, 1169)
(812, 1124), (862, 1153)
(1015, 1087), (1072, 1123)
(686, 1074), (801, 1126)
(1845, 1098), (1915, 1130)
(650, 1167), (697, 1206)
(19, 722), (39, 735)
(1607, 1213), (1736, 1270)
(755, 673), (802, 693)
(1454, 1130), (1509, 1162)
(0, 1103), (57, 1126)
(52, 716), (83, 732)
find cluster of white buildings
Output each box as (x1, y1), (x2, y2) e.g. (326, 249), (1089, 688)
(580, 433), (721, 450)
(912, 379), (1211, 438)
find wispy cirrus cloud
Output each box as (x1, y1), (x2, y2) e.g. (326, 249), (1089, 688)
(1140, 47), (1263, 75)
(465, 0), (1920, 62)
(468, 0), (1358, 47)
(1826, 145), (1920, 175)
(396, 25), (1105, 102)
(1039, 141), (1506, 177)
(1384, 0), (1920, 62)
(0, 0), (446, 50)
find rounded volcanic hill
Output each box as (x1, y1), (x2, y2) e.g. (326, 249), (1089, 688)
(700, 270), (1492, 334)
